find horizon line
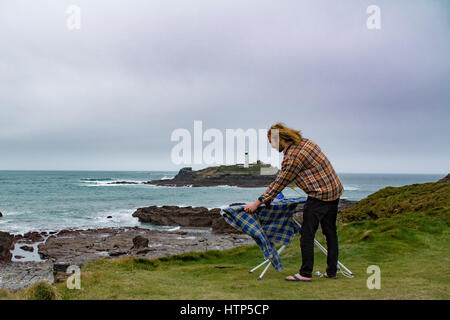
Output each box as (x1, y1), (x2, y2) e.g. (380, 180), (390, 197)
(0, 169), (446, 175)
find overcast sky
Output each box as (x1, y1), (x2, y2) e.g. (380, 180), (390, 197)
(0, 0), (449, 173)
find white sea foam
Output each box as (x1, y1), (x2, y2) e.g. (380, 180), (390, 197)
(160, 176), (175, 180)
(1, 211), (27, 216)
(215, 185), (238, 188)
(343, 185), (360, 191)
(214, 204), (237, 210)
(79, 180), (146, 187)
(93, 209), (139, 226)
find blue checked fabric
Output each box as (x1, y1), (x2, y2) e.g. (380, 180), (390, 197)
(220, 197), (306, 272)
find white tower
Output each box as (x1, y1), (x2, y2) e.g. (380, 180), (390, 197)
(244, 152), (249, 168)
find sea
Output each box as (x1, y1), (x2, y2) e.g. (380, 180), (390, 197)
(0, 171), (443, 235)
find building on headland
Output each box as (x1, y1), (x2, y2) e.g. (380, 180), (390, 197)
(236, 159), (264, 168)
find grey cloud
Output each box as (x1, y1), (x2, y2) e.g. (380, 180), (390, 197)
(0, 0), (449, 172)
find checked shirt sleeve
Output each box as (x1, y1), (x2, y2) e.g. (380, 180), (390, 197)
(259, 152), (303, 204)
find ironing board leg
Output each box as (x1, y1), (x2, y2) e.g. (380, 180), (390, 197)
(249, 245), (286, 279)
(249, 259), (270, 274)
(257, 260), (272, 280)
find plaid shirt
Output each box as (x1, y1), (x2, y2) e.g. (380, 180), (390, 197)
(260, 138), (343, 204)
(220, 197), (305, 271)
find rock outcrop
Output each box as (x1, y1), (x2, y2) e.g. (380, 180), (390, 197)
(0, 231), (14, 264)
(107, 181), (139, 185)
(438, 174), (450, 183)
(20, 245), (34, 252)
(132, 205), (241, 234)
(14, 231), (44, 244)
(132, 235), (149, 249)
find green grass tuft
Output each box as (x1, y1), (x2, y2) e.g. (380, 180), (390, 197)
(26, 281), (58, 300)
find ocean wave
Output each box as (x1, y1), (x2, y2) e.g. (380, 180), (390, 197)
(79, 180), (146, 186)
(0, 210), (27, 216)
(344, 185), (360, 191)
(92, 209), (138, 225)
(160, 176), (175, 180)
(215, 185), (238, 189)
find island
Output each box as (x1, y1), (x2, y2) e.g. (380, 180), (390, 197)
(144, 161), (279, 187)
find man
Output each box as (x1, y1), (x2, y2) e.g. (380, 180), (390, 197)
(244, 123), (344, 282)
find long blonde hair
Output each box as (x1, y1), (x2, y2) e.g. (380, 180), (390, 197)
(267, 122), (303, 144)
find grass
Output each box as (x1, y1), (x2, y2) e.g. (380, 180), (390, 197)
(339, 179), (450, 222)
(2, 179), (449, 300)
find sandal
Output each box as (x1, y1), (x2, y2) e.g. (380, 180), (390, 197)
(285, 274), (312, 282)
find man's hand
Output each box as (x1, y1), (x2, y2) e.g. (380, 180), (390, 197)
(244, 200), (262, 213)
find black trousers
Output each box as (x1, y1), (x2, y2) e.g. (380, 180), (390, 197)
(299, 196), (340, 278)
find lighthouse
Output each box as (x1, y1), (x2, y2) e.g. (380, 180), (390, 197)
(244, 152), (249, 168)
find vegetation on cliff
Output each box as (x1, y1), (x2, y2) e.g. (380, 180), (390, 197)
(339, 176), (450, 222)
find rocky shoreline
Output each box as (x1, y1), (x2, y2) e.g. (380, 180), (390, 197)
(0, 226), (254, 292)
(0, 199), (357, 292)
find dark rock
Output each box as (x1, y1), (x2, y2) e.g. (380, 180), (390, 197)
(174, 167), (195, 180)
(52, 263), (81, 283)
(14, 255), (25, 259)
(438, 174), (450, 183)
(53, 263), (71, 273)
(15, 231), (44, 244)
(0, 231), (14, 263)
(107, 216), (113, 219)
(132, 236), (149, 249)
(132, 205), (217, 228)
(20, 245), (34, 252)
(0, 211), (3, 217)
(108, 250), (127, 257)
(107, 181), (139, 185)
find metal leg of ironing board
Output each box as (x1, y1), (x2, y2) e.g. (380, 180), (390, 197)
(249, 245), (286, 280)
